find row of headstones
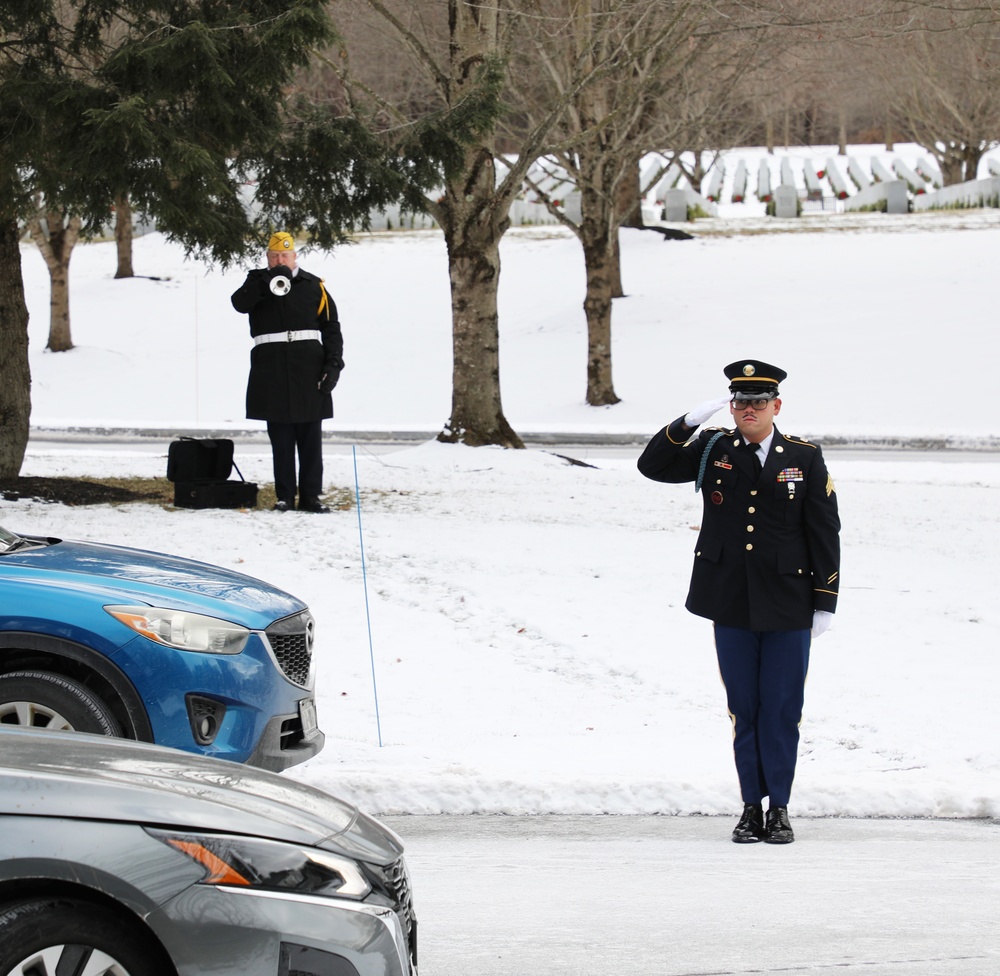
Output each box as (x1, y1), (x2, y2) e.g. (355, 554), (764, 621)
(366, 196), (582, 231)
(710, 156), (945, 213)
(363, 151), (1000, 230)
(692, 155), (999, 216)
(912, 162), (1000, 211)
(640, 160), (720, 222)
(366, 161), (585, 230)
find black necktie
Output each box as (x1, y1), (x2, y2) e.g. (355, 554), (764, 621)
(747, 441), (762, 475)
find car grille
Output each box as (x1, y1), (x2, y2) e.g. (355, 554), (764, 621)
(264, 611), (314, 687)
(365, 856), (418, 973)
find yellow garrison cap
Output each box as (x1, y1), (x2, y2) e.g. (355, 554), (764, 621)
(267, 231), (295, 252)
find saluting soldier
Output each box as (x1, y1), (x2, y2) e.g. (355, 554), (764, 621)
(231, 232), (344, 513)
(637, 360), (840, 844)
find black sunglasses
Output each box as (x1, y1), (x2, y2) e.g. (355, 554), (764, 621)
(732, 397), (775, 410)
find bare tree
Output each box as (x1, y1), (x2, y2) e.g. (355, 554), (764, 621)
(505, 1), (766, 406)
(749, 0), (1000, 163)
(323, 0), (1000, 435)
(877, 5), (1000, 182)
(327, 2), (768, 419)
(328, 1), (666, 444)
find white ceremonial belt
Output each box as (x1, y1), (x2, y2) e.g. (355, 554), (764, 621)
(254, 330), (322, 346)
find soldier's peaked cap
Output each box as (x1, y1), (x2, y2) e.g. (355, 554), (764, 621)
(724, 360), (787, 398)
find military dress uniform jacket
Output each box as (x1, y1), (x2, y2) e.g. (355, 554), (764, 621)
(637, 418), (840, 632)
(231, 268), (344, 424)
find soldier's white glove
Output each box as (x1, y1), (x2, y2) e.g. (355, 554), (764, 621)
(811, 610), (833, 638)
(684, 395), (732, 428)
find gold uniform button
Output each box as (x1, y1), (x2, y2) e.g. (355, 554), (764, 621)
(748, 506), (756, 514)
(746, 543), (753, 551)
(746, 525), (754, 532)
(750, 490), (758, 496)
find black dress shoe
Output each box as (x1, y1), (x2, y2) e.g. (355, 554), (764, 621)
(298, 497), (330, 514)
(732, 803), (765, 843)
(764, 805), (795, 844)
(273, 500), (290, 513)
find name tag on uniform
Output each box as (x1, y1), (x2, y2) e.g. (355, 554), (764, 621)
(777, 467), (804, 482)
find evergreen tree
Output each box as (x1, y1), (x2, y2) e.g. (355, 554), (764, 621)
(0, 0), (438, 477)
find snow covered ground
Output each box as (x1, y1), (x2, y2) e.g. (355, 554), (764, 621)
(11, 193), (1000, 820)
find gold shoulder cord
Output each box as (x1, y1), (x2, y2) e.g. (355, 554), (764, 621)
(317, 280), (330, 320)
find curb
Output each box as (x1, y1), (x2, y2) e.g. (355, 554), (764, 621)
(27, 427), (1000, 453)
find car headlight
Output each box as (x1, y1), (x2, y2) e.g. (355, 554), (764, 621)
(105, 605), (250, 654)
(145, 830), (371, 900)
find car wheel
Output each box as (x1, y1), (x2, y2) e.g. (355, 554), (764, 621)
(0, 671), (122, 736)
(0, 898), (172, 976)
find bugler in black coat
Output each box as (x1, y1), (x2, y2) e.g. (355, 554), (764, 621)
(231, 267), (344, 424)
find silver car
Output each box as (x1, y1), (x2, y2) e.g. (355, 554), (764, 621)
(0, 728), (417, 976)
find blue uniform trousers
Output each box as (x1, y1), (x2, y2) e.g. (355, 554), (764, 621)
(714, 625), (811, 806)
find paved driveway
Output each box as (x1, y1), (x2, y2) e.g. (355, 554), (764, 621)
(384, 814), (1000, 976)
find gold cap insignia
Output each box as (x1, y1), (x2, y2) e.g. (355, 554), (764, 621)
(743, 364), (755, 376)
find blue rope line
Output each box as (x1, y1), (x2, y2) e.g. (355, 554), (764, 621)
(353, 445), (383, 748)
(695, 430), (727, 493)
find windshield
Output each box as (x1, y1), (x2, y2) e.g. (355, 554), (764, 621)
(0, 524), (23, 553)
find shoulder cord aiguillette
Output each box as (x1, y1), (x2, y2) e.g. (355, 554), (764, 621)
(695, 430), (726, 493)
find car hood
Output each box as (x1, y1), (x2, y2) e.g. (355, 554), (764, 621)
(0, 538), (304, 628)
(0, 729), (402, 865)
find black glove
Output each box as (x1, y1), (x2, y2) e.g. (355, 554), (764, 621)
(251, 269), (272, 298)
(318, 370), (340, 394)
(267, 265), (291, 280)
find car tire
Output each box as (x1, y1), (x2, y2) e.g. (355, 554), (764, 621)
(0, 897), (172, 976)
(0, 670), (122, 736)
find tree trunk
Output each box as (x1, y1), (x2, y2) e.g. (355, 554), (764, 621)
(838, 108), (847, 155)
(579, 179), (620, 407)
(689, 151), (707, 191)
(609, 159), (642, 300)
(616, 161), (643, 229)
(114, 194), (134, 278)
(436, 1), (522, 449)
(609, 232), (623, 300)
(938, 144), (964, 186)
(962, 144), (983, 182)
(28, 209), (80, 352)
(439, 214), (522, 447)
(438, 169), (523, 448)
(0, 219), (32, 479)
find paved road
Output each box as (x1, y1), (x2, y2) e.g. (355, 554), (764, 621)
(381, 814), (1000, 976)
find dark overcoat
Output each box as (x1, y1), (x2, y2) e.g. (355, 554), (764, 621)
(637, 418), (840, 632)
(231, 268), (344, 424)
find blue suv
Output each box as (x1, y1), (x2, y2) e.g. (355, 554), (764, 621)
(0, 520), (324, 770)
